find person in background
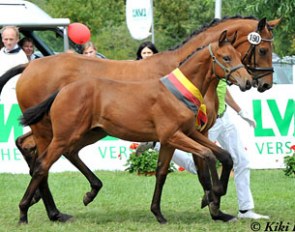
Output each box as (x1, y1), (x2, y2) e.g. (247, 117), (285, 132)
(19, 37), (39, 61)
(136, 41), (159, 60)
(82, 41), (105, 59)
(0, 26), (28, 102)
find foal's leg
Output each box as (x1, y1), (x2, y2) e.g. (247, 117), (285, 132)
(19, 139), (66, 224)
(16, 133), (71, 222)
(192, 156), (213, 207)
(150, 130), (219, 224)
(65, 152), (103, 206)
(15, 132), (36, 171)
(168, 131), (234, 222)
(16, 132), (103, 206)
(150, 144), (175, 224)
(189, 131), (234, 221)
(15, 132), (43, 206)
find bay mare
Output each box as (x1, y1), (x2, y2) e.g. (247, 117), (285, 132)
(19, 32), (252, 224)
(0, 16), (279, 221)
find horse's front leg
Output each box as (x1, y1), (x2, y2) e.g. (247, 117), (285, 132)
(192, 156), (213, 208)
(171, 130), (235, 222)
(213, 147), (233, 196)
(150, 144), (174, 224)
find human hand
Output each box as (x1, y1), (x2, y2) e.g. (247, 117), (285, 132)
(238, 109), (256, 128)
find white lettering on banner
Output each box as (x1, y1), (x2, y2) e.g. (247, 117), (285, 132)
(228, 66), (294, 169)
(126, 0), (152, 40)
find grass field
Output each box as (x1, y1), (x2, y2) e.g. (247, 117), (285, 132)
(0, 169), (294, 232)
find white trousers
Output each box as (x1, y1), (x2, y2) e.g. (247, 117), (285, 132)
(155, 109), (254, 211)
(208, 110), (254, 211)
(154, 143), (198, 175)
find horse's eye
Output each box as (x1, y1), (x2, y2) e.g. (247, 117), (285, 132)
(259, 48), (267, 56)
(223, 56), (231, 62)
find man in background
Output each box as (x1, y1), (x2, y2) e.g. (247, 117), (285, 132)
(0, 26), (28, 102)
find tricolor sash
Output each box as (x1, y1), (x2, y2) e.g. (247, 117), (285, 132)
(160, 68), (208, 131)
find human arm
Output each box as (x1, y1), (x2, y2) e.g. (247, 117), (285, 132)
(225, 88), (256, 127)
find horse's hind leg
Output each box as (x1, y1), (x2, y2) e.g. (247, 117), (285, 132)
(16, 132), (104, 207)
(15, 132), (42, 206)
(65, 152), (103, 206)
(19, 140), (69, 224)
(15, 132), (36, 172)
(38, 175), (73, 222)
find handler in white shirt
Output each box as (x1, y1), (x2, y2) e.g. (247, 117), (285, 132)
(0, 26), (28, 103)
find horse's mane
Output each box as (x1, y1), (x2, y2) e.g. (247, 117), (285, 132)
(170, 15), (258, 51)
(178, 46), (205, 66)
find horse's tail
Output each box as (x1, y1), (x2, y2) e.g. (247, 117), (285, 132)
(20, 91), (59, 126)
(0, 63), (28, 96)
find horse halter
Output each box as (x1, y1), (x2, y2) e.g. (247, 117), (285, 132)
(208, 43), (244, 85)
(242, 28), (274, 81)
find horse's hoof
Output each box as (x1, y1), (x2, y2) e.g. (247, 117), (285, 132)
(18, 219), (28, 225)
(201, 194), (208, 209)
(83, 192), (94, 206)
(51, 213), (73, 223)
(157, 217), (167, 224)
(211, 211), (236, 222)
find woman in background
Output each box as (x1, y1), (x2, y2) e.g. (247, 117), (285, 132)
(136, 41), (158, 60)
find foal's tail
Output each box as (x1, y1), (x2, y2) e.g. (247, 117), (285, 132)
(20, 91), (59, 126)
(0, 63), (28, 96)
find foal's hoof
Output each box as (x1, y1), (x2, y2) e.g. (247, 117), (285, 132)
(51, 213), (73, 223)
(18, 217), (28, 225)
(157, 217), (168, 224)
(211, 210), (237, 222)
(201, 194), (208, 209)
(83, 192), (95, 206)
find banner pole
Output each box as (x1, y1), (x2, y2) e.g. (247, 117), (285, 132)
(151, 0), (155, 44)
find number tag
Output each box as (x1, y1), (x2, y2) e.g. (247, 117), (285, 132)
(247, 32), (262, 45)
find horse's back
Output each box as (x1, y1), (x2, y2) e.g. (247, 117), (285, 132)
(50, 77), (193, 142)
(16, 53), (174, 111)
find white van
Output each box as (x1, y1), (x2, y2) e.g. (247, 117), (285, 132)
(0, 0), (80, 55)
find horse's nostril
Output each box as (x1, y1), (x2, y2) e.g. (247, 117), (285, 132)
(246, 80), (252, 90)
(263, 83), (272, 90)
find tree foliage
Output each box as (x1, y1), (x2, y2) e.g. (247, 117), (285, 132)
(222, 0), (294, 56)
(29, 0), (293, 59)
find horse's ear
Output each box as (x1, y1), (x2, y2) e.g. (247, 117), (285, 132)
(230, 31), (238, 45)
(218, 30), (227, 46)
(257, 17), (267, 32)
(267, 18), (281, 29)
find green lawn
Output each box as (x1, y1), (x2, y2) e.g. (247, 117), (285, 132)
(0, 169), (294, 232)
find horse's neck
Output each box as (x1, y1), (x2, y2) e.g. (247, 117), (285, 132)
(174, 18), (257, 61)
(178, 47), (213, 96)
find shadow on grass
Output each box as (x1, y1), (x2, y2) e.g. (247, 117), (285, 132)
(74, 207), (216, 225)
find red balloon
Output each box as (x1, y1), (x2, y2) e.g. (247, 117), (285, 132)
(68, 23), (91, 45)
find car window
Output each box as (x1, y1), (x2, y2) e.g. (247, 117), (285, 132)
(32, 30), (64, 54)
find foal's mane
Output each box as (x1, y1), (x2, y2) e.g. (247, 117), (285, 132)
(170, 15), (259, 51)
(178, 46), (205, 66)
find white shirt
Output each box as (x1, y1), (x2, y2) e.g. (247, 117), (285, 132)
(0, 45), (28, 103)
